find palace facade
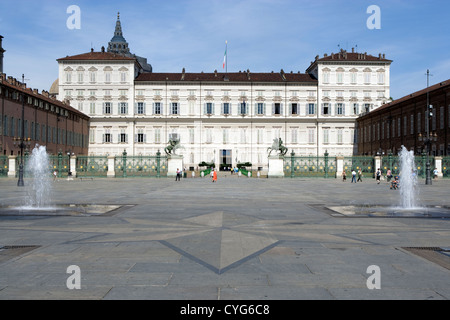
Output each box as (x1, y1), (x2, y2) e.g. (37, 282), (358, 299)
(55, 14), (392, 171)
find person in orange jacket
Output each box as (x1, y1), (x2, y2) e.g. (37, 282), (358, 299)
(212, 169), (217, 182)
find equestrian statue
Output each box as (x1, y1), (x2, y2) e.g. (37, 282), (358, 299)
(267, 137), (288, 156)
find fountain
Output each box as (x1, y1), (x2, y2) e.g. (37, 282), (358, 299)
(398, 145), (419, 209)
(24, 145), (53, 208)
(0, 145), (123, 217)
(323, 146), (450, 219)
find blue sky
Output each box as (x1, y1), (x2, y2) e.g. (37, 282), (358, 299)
(1, 0), (449, 99)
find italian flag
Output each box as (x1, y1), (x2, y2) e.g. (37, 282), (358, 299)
(223, 41), (227, 69)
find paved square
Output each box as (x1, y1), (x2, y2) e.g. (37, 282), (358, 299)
(0, 175), (449, 300)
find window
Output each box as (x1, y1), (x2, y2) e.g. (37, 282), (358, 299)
(119, 102), (128, 115)
(404, 116), (407, 136)
(256, 103), (265, 115)
(155, 128), (161, 143)
(291, 129), (298, 143)
(322, 103), (330, 115)
(77, 72), (83, 83)
(136, 129), (145, 143)
(351, 72), (357, 84)
(223, 128), (229, 144)
(336, 72), (343, 84)
(119, 130), (127, 143)
(291, 103), (298, 115)
(323, 71), (330, 83)
(103, 102), (111, 114)
(240, 102), (247, 115)
(171, 102), (179, 115)
(120, 72), (127, 82)
(307, 103), (315, 115)
(189, 128), (195, 144)
(378, 72), (385, 84)
(105, 72), (111, 83)
(440, 106), (444, 129)
(205, 128), (212, 143)
(90, 103), (96, 114)
(222, 103), (230, 115)
(65, 72), (72, 83)
(103, 129), (111, 143)
(154, 102), (162, 115)
(411, 114), (414, 134)
(89, 71), (96, 83)
(308, 128), (315, 144)
(136, 102), (145, 115)
(336, 103), (344, 115)
(240, 128), (247, 143)
(205, 103), (213, 115)
(337, 128), (343, 144)
(89, 128), (95, 143)
(189, 101), (195, 115)
(364, 71), (371, 84)
(273, 103), (281, 115)
(323, 128), (329, 144)
(257, 129), (264, 144)
(353, 103), (359, 115)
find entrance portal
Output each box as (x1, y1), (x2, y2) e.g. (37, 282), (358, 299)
(220, 149), (232, 171)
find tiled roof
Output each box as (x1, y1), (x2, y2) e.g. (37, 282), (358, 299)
(316, 51), (392, 62)
(135, 71), (317, 83)
(57, 50), (136, 61)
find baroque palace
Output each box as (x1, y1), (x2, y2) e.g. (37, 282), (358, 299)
(54, 14), (392, 171)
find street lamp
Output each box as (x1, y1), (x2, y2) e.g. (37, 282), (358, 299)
(13, 136), (31, 186)
(418, 131), (437, 185)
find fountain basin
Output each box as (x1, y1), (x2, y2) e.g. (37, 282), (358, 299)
(325, 205), (450, 219)
(0, 204), (126, 216)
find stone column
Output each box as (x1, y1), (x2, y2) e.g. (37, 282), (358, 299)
(107, 155), (115, 178)
(268, 155), (284, 178)
(336, 156), (344, 178)
(167, 155), (183, 178)
(435, 156), (443, 178)
(8, 155), (16, 178)
(69, 155), (77, 178)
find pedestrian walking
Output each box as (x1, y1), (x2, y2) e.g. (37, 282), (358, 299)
(175, 168), (181, 181)
(386, 169), (392, 182)
(212, 169), (217, 182)
(351, 169), (357, 183)
(342, 170), (346, 182)
(357, 168), (363, 182)
(376, 168), (381, 184)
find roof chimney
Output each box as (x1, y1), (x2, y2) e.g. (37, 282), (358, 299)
(0, 35), (4, 74)
(101, 46), (105, 53)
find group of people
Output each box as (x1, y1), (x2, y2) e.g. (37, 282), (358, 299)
(342, 168), (363, 183)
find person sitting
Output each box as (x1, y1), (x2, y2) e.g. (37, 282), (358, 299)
(390, 176), (399, 190)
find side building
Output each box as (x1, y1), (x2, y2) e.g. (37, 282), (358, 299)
(0, 73), (90, 156)
(357, 79), (450, 156)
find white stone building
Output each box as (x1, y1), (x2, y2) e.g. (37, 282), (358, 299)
(55, 14), (392, 172)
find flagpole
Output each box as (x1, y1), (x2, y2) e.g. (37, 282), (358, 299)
(226, 40), (228, 74)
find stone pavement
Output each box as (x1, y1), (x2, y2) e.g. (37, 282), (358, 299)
(0, 174), (449, 300)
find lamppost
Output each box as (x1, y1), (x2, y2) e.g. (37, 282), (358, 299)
(418, 132), (437, 185)
(419, 69), (435, 185)
(15, 74), (29, 187)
